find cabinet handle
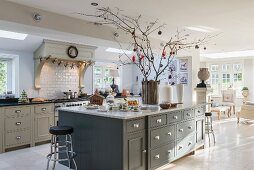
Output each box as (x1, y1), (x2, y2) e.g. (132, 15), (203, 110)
(16, 122), (22, 125)
(154, 154), (160, 159)
(187, 113), (191, 116)
(156, 119), (162, 123)
(188, 142), (192, 146)
(15, 110), (21, 113)
(167, 132), (172, 136)
(168, 150), (171, 154)
(133, 123), (139, 128)
(154, 136), (160, 140)
(198, 110), (200, 113)
(143, 150), (147, 153)
(179, 129), (184, 132)
(178, 146), (183, 150)
(188, 126), (192, 129)
(41, 108), (46, 111)
(173, 116), (178, 119)
(16, 136), (21, 140)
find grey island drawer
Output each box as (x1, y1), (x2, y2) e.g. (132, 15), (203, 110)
(183, 108), (195, 120)
(150, 125), (175, 149)
(168, 111), (183, 123)
(176, 134), (195, 157)
(150, 142), (175, 169)
(126, 118), (145, 133)
(195, 106), (205, 116)
(149, 114), (167, 128)
(176, 120), (195, 139)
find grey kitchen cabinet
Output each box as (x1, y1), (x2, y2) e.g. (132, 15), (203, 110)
(195, 106), (205, 147)
(0, 108), (3, 152)
(34, 104), (54, 142)
(126, 131), (147, 170)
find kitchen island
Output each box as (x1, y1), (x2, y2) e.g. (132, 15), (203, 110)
(58, 103), (205, 170)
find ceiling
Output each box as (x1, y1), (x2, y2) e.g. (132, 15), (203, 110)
(5, 0), (254, 54)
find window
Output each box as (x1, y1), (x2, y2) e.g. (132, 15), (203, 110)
(93, 65), (115, 91)
(208, 62), (243, 97)
(0, 61), (7, 94)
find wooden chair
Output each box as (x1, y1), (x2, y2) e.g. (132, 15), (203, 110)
(221, 89), (236, 115)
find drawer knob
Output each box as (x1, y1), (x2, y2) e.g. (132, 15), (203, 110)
(154, 154), (160, 159)
(179, 129), (184, 132)
(16, 122), (22, 125)
(154, 136), (160, 140)
(142, 150), (147, 153)
(156, 119), (162, 123)
(188, 126), (192, 129)
(179, 146), (183, 150)
(188, 142), (192, 146)
(167, 132), (172, 136)
(41, 108), (47, 111)
(15, 110), (21, 113)
(173, 116), (178, 119)
(133, 123), (139, 128)
(168, 150), (171, 154)
(187, 113), (191, 116)
(16, 136), (21, 140)
(198, 110), (200, 113)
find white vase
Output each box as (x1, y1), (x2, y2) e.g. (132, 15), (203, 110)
(159, 83), (173, 103)
(176, 84), (184, 103)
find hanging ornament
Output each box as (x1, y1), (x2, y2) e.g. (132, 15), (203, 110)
(204, 47), (207, 50)
(170, 51), (173, 56)
(160, 64), (163, 67)
(195, 45), (199, 49)
(162, 50), (166, 59)
(140, 55), (145, 60)
(151, 56), (154, 60)
(133, 48), (137, 52)
(158, 30), (162, 35)
(132, 55), (136, 62)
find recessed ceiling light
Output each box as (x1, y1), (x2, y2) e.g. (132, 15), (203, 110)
(186, 26), (217, 33)
(106, 48), (133, 54)
(0, 30), (28, 40)
(91, 2), (98, 6)
(201, 50), (254, 59)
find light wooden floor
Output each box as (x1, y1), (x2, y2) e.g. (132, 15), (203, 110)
(0, 116), (253, 170)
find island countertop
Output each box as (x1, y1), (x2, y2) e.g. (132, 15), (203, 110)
(58, 103), (204, 119)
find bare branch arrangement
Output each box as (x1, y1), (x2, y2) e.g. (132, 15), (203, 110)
(86, 7), (213, 81)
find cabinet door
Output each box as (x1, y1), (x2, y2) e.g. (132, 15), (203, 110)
(196, 118), (205, 145)
(127, 132), (147, 170)
(34, 114), (54, 142)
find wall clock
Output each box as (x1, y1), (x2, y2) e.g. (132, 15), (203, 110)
(67, 46), (78, 58)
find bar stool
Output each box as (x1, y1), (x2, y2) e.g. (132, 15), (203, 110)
(205, 112), (216, 146)
(46, 126), (77, 170)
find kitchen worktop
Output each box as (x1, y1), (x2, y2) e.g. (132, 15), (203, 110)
(0, 98), (90, 107)
(59, 103), (204, 119)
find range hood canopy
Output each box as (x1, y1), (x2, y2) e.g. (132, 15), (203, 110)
(34, 39), (97, 89)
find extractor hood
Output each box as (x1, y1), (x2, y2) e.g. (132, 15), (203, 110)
(34, 39), (97, 89)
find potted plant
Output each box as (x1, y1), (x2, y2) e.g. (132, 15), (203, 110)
(242, 87), (249, 98)
(87, 7), (213, 104)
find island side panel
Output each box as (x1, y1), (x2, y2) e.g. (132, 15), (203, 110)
(59, 111), (124, 170)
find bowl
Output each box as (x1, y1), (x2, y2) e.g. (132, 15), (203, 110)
(159, 103), (171, 109)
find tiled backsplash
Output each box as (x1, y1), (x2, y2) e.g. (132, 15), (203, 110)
(39, 62), (79, 99)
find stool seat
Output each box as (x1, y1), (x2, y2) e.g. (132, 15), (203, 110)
(49, 126), (73, 135)
(205, 112), (212, 117)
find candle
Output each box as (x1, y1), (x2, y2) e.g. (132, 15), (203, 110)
(159, 83), (173, 103)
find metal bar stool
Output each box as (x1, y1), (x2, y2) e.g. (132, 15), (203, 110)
(47, 126), (77, 170)
(205, 112), (216, 146)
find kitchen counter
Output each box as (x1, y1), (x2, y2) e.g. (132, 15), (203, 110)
(58, 103), (206, 170)
(59, 103), (203, 119)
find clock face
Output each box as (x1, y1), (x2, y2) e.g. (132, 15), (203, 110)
(67, 46), (78, 58)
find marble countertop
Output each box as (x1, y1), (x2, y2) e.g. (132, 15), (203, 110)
(58, 103), (204, 119)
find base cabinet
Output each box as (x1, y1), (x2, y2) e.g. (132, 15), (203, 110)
(34, 114), (54, 142)
(126, 131), (147, 170)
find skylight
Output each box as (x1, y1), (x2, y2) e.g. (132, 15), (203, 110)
(0, 30), (28, 40)
(186, 26), (217, 33)
(201, 50), (254, 59)
(106, 48), (133, 54)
